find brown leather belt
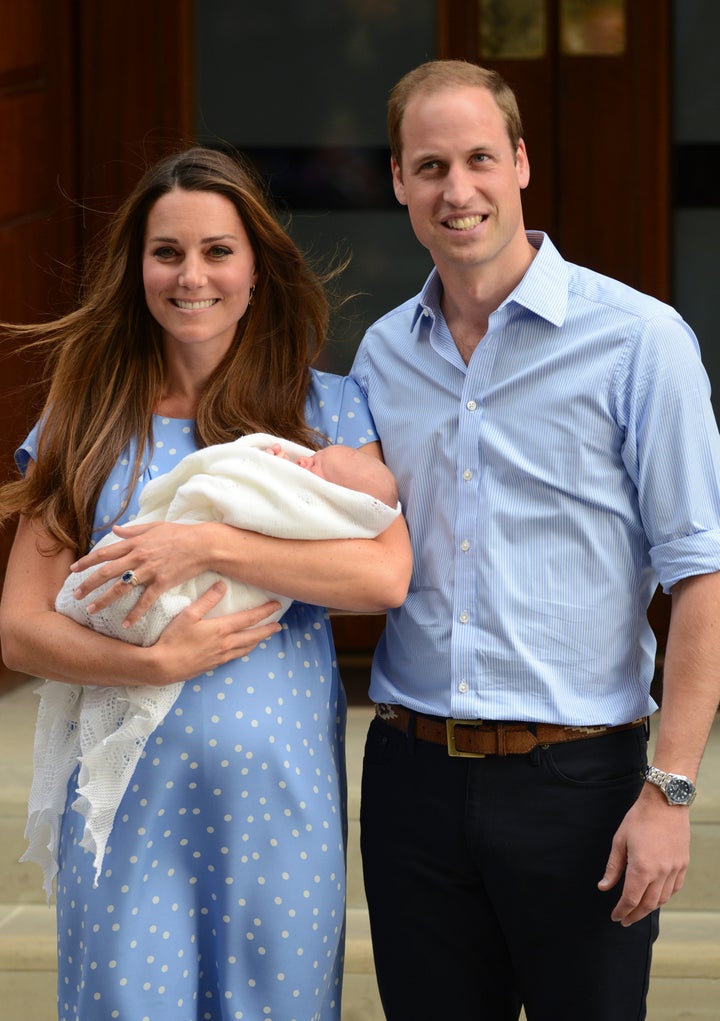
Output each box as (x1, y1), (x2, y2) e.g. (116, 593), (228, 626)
(375, 703), (647, 758)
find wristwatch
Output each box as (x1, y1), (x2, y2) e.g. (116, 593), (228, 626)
(644, 765), (697, 806)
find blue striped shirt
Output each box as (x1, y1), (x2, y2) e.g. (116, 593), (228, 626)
(351, 232), (720, 725)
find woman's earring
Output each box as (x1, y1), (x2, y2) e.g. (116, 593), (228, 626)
(248, 284), (256, 306)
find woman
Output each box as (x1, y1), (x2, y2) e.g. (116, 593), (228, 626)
(0, 146), (411, 1021)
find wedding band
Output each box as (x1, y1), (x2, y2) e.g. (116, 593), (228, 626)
(121, 569), (140, 588)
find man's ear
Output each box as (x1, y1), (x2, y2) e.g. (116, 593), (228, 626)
(391, 157), (408, 206)
(516, 139), (531, 191)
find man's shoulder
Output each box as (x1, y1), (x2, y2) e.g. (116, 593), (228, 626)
(353, 294), (426, 370)
(535, 234), (674, 321)
(567, 260), (680, 323)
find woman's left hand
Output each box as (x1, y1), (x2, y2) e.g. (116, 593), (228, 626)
(70, 521), (210, 627)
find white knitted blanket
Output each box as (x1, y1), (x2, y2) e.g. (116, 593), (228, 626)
(24, 434), (400, 897)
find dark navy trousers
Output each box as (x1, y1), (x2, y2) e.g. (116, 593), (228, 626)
(360, 715), (658, 1021)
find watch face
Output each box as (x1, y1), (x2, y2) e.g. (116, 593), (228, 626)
(666, 777), (693, 803)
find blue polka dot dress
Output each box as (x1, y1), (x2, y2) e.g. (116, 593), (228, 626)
(31, 372), (379, 1021)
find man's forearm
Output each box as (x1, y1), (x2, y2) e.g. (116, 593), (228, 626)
(651, 570), (720, 779)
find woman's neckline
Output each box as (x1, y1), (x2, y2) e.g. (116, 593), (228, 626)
(152, 413), (195, 423)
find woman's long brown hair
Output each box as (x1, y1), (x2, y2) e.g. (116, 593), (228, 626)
(0, 147), (336, 555)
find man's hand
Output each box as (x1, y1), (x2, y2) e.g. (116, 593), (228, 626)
(597, 786), (690, 925)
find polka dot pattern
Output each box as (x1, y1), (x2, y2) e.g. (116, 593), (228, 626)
(50, 371), (377, 1019)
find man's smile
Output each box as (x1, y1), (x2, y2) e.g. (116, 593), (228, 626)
(444, 214), (487, 230)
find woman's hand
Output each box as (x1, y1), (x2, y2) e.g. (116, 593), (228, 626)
(71, 521), (211, 627)
(149, 583), (283, 686)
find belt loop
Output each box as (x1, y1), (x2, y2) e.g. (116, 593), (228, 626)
(496, 723), (507, 756)
(406, 709), (417, 754)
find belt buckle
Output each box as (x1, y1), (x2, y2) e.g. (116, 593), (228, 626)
(446, 718), (487, 758)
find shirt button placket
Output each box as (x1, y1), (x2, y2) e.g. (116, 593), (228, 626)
(454, 384), (481, 715)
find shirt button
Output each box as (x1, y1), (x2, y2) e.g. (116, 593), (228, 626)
(460, 539), (470, 552)
(459, 612), (469, 623)
(463, 469), (472, 481)
(466, 400), (477, 412)
(458, 681), (468, 693)
(423, 308), (431, 318)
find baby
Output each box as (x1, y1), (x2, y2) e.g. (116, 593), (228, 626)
(55, 433), (401, 646)
(265, 441), (398, 507)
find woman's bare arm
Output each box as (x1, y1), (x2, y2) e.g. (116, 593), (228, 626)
(0, 514), (283, 687)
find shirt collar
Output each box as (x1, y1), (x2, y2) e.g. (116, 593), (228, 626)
(507, 231), (568, 326)
(411, 231), (569, 331)
(411, 270), (443, 330)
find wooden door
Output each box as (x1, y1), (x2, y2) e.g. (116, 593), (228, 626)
(0, 0), (194, 689)
(0, 2), (77, 688)
(0, 0), (78, 495)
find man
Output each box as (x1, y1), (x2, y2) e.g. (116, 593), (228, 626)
(351, 59), (720, 1021)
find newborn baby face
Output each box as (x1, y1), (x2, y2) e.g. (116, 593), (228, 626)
(295, 445), (357, 487)
(265, 441), (396, 506)
(266, 442), (357, 486)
